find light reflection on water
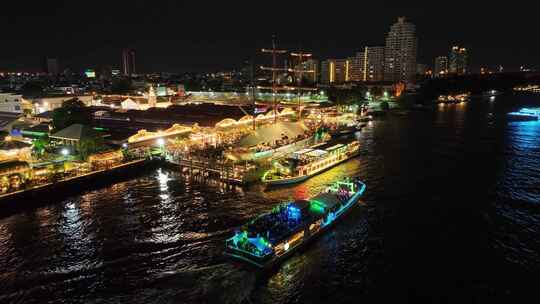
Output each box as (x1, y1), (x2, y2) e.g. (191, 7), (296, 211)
(0, 95), (538, 303)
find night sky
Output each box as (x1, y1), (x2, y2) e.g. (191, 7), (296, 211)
(1, 1), (537, 73)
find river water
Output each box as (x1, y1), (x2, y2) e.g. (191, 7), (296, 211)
(0, 94), (539, 303)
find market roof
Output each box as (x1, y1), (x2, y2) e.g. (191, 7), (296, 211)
(35, 111), (54, 119)
(0, 139), (32, 150)
(0, 112), (23, 130)
(50, 124), (98, 141)
(238, 122), (309, 148)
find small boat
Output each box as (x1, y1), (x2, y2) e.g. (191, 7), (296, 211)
(507, 108), (540, 121)
(437, 93), (470, 104)
(225, 178), (366, 269)
(261, 138), (360, 186)
(483, 90), (503, 97)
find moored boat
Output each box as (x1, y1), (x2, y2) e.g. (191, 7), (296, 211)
(225, 178), (366, 269)
(507, 107), (540, 121)
(261, 138), (360, 186)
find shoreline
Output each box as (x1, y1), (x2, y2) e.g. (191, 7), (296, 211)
(0, 158), (160, 217)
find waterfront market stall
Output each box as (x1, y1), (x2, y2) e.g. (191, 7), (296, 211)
(0, 160), (31, 193)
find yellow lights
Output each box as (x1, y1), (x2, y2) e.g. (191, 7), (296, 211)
(329, 61), (335, 83)
(363, 47), (369, 82)
(345, 60), (350, 82)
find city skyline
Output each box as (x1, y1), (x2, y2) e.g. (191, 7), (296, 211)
(1, 1), (539, 73)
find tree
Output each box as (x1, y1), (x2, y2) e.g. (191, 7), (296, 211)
(78, 136), (104, 160)
(32, 137), (49, 156)
(20, 81), (45, 97)
(52, 98), (92, 131)
(110, 78), (133, 94)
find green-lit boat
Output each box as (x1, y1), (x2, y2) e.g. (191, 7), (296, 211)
(225, 178), (366, 269)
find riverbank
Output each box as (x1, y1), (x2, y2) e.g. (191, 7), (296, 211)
(0, 158), (160, 216)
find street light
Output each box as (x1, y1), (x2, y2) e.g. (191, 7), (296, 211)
(156, 138), (165, 146)
(61, 148), (69, 157)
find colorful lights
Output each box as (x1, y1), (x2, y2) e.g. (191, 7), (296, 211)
(226, 178), (367, 267)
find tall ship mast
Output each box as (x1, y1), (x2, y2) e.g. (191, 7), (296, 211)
(259, 36), (317, 123)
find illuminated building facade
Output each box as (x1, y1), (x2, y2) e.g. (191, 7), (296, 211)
(384, 17), (417, 83)
(294, 59), (319, 83)
(362, 46), (385, 82)
(321, 59), (350, 84)
(434, 56), (448, 77)
(449, 46), (468, 75)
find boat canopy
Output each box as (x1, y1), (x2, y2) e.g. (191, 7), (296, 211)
(293, 148), (313, 155)
(306, 149), (328, 158)
(325, 144), (345, 152)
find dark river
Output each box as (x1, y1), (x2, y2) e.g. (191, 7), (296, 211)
(1, 94), (539, 303)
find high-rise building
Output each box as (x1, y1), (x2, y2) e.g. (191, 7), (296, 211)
(384, 17), (417, 83)
(349, 54), (363, 82)
(320, 59), (350, 84)
(417, 64), (429, 75)
(43, 57), (59, 75)
(362, 46), (385, 82)
(121, 49), (136, 76)
(449, 46), (468, 75)
(294, 59), (319, 84)
(434, 56), (448, 77)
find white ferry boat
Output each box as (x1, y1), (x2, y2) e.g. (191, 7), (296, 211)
(261, 138), (360, 186)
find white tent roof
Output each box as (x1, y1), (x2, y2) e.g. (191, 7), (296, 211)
(238, 122), (309, 148)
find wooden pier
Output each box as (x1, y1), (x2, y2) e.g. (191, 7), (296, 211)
(165, 154), (253, 185)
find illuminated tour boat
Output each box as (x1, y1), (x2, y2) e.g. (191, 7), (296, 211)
(225, 178), (366, 268)
(507, 108), (540, 121)
(261, 139), (360, 186)
(437, 93), (470, 104)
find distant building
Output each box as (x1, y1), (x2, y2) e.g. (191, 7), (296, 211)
(384, 17), (417, 83)
(294, 59), (319, 84)
(121, 49), (136, 76)
(417, 64), (429, 75)
(449, 46), (468, 75)
(434, 56), (448, 77)
(349, 54), (363, 82)
(43, 57), (59, 76)
(24, 95), (93, 114)
(359, 46), (385, 82)
(320, 59), (350, 84)
(0, 93), (24, 113)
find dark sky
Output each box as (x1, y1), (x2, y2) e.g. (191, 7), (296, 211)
(1, 0), (537, 73)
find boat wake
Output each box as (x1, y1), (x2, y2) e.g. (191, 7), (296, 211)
(151, 264), (257, 304)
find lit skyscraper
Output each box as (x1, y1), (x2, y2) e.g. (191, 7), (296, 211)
(449, 46), (468, 75)
(384, 17), (417, 83)
(320, 59), (349, 84)
(121, 48), (136, 76)
(434, 56), (448, 77)
(362, 46), (385, 82)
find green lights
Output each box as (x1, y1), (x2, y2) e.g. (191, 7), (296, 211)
(309, 199), (326, 214)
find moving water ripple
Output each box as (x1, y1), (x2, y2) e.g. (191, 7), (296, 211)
(0, 94), (539, 303)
